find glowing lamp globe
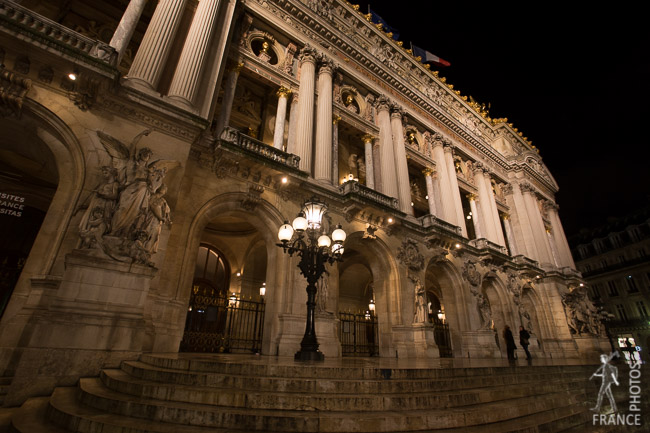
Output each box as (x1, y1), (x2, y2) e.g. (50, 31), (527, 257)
(331, 224), (346, 243)
(302, 200), (327, 229)
(318, 235), (332, 247)
(292, 214), (308, 231)
(278, 222), (294, 242)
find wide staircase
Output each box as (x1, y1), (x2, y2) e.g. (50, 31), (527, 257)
(6, 353), (641, 432)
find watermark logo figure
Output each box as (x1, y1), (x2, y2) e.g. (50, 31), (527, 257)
(590, 351), (620, 413)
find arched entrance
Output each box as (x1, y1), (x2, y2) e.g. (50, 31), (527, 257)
(483, 276), (510, 357)
(0, 116), (58, 318)
(337, 247), (378, 356)
(180, 215), (267, 353)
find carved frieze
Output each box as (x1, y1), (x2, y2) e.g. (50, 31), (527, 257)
(397, 238), (424, 271)
(0, 65), (32, 117)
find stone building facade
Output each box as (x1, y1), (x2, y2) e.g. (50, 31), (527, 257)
(570, 206), (650, 360)
(0, 0), (608, 405)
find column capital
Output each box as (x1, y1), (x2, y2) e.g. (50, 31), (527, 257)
(332, 114), (341, 124)
(501, 212), (510, 220)
(229, 61), (245, 73)
(375, 95), (391, 112)
(466, 193), (478, 201)
(276, 86), (292, 98)
(422, 167), (435, 177)
(543, 200), (559, 212)
(390, 103), (404, 119)
(361, 133), (375, 143)
(318, 58), (336, 75)
(442, 140), (455, 153)
(299, 46), (319, 65)
(519, 181), (536, 194)
(501, 183), (513, 195)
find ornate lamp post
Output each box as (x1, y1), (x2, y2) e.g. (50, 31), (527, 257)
(277, 197), (346, 361)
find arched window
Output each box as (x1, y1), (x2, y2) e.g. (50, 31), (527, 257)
(193, 244), (230, 296)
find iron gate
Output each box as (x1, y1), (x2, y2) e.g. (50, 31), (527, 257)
(339, 311), (378, 356)
(433, 320), (453, 357)
(180, 290), (265, 353)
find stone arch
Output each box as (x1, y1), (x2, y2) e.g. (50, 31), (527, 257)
(0, 99), (85, 321)
(424, 257), (466, 357)
(337, 231), (401, 356)
(482, 273), (513, 356)
(174, 193), (287, 353)
(520, 283), (548, 354)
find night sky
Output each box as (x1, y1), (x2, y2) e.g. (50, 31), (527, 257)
(351, 2), (650, 240)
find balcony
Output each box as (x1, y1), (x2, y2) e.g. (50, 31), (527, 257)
(338, 180), (400, 212)
(0, 0), (117, 70)
(218, 127), (302, 173)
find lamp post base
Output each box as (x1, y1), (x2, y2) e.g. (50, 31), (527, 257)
(294, 349), (325, 361)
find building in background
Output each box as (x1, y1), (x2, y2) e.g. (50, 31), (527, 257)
(570, 204), (650, 362)
(0, 0), (608, 409)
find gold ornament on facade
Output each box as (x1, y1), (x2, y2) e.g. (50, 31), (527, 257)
(361, 133), (374, 144)
(276, 86), (291, 98)
(466, 193), (477, 201)
(332, 115), (341, 125)
(422, 167), (434, 176)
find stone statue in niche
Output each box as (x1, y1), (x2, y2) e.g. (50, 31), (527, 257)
(363, 94), (375, 122)
(316, 270), (329, 313)
(410, 276), (427, 324)
(347, 153), (359, 178)
(81, 130), (180, 267)
(344, 94), (359, 113)
(476, 293), (492, 330)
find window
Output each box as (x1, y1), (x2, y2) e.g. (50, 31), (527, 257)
(616, 304), (628, 321)
(625, 276), (638, 293)
(607, 281), (619, 297)
(617, 255), (625, 264)
(591, 285), (601, 300)
(584, 264), (591, 272)
(638, 248), (647, 258)
(600, 260), (608, 268)
(637, 301), (648, 318)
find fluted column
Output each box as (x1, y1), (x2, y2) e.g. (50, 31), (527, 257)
(314, 59), (334, 182)
(546, 226), (561, 267)
(289, 47), (318, 173)
(503, 182), (536, 259)
(520, 182), (554, 266)
(423, 168), (437, 217)
(428, 133), (454, 225)
(109, 0), (148, 65)
(443, 142), (467, 236)
(332, 115), (341, 183)
(467, 193), (483, 239)
(287, 92), (299, 155)
(127, 0), (187, 90)
(390, 105), (413, 215)
(214, 62), (243, 136)
(167, 0), (221, 108)
(473, 163), (497, 242)
(273, 87), (292, 150)
(484, 171), (506, 246)
(376, 96), (398, 199)
(363, 134), (376, 189)
(545, 202), (576, 269)
(501, 213), (518, 256)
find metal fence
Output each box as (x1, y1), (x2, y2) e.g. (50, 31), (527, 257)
(180, 293), (265, 354)
(339, 311), (379, 356)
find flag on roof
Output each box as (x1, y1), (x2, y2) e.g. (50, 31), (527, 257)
(368, 7), (400, 40)
(411, 44), (451, 67)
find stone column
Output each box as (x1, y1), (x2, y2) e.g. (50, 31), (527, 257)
(273, 87), (292, 150)
(376, 96), (398, 199)
(503, 183), (536, 259)
(467, 193), (483, 239)
(288, 47), (318, 173)
(428, 133), (454, 225)
(109, 0), (148, 65)
(363, 134), (376, 189)
(390, 105), (413, 215)
(521, 182), (554, 266)
(167, 0), (221, 108)
(444, 142), (467, 236)
(286, 92), (300, 155)
(332, 115), (341, 183)
(423, 168), (437, 217)
(314, 59), (334, 182)
(484, 171), (506, 246)
(501, 213), (518, 256)
(473, 163), (496, 242)
(546, 226), (561, 267)
(545, 201), (576, 269)
(127, 0), (187, 90)
(213, 62), (243, 137)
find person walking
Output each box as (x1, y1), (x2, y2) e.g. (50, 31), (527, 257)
(504, 325), (517, 361)
(519, 326), (532, 360)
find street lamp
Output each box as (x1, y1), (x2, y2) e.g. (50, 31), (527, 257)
(277, 197), (346, 361)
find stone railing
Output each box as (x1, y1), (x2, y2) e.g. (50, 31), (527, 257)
(0, 0), (116, 65)
(513, 255), (540, 269)
(471, 238), (509, 255)
(219, 127), (301, 170)
(338, 180), (399, 211)
(419, 214), (463, 236)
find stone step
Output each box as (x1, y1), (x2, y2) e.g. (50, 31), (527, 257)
(51, 377), (591, 432)
(96, 369), (589, 411)
(8, 396), (69, 433)
(137, 353), (592, 380)
(122, 359), (593, 395)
